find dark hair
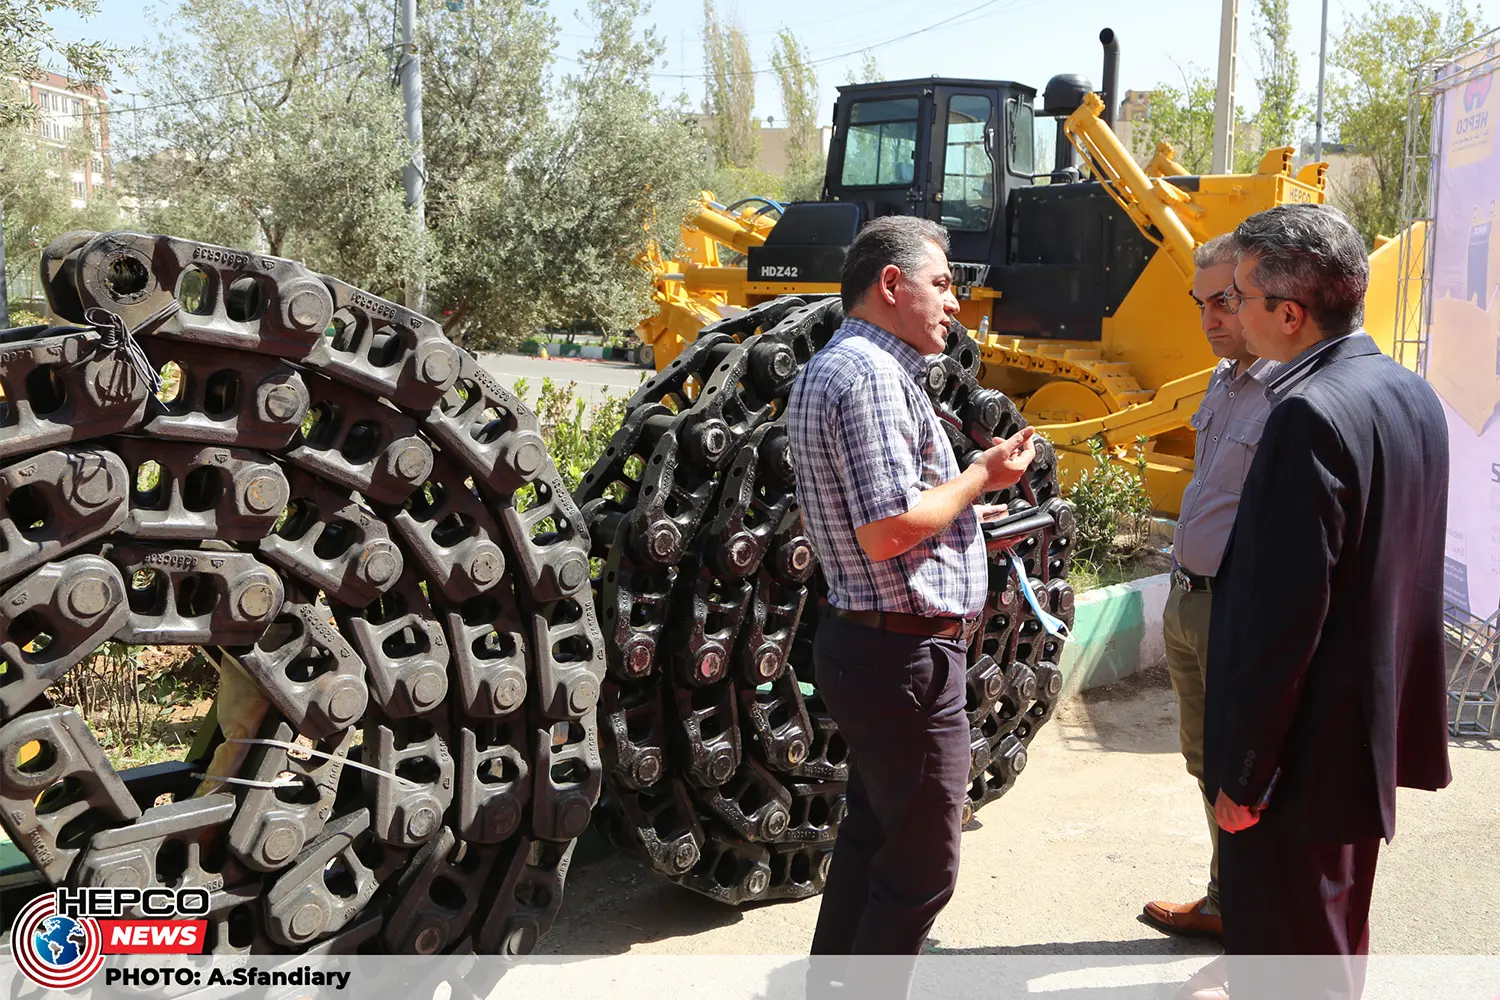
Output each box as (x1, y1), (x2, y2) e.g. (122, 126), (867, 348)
(840, 216), (950, 312)
(1233, 204), (1368, 336)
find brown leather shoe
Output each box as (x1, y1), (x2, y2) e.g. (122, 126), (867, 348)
(1142, 896), (1223, 939)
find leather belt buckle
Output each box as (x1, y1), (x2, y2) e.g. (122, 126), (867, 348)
(1173, 567), (1211, 593)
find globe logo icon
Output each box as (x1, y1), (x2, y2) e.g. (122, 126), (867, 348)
(10, 893), (104, 989)
(32, 914), (87, 967)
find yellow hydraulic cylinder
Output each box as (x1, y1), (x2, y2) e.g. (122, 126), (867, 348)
(685, 200), (772, 256)
(1065, 93), (1198, 279)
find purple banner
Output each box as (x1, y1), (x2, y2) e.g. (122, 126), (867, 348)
(1425, 49), (1500, 619)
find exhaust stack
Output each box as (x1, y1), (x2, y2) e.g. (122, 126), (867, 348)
(1099, 28), (1120, 129)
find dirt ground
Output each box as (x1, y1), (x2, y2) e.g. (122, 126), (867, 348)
(541, 664), (1500, 958)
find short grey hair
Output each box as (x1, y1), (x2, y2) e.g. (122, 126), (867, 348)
(1193, 233), (1239, 270)
(1233, 204), (1368, 336)
(841, 216), (951, 312)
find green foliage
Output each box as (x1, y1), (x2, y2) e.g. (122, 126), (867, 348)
(701, 0), (758, 170)
(0, 126), (123, 306)
(1129, 73), (1222, 173)
(1252, 0), (1308, 150)
(1066, 436), (1153, 566)
(0, 0), (117, 130)
(48, 643), (216, 768)
(1327, 0), (1482, 246)
(702, 163), (791, 207)
(119, 0), (700, 350)
(845, 50), (881, 86)
(426, 0), (705, 351)
(771, 28), (822, 201)
(510, 377), (626, 504)
(126, 0), (427, 298)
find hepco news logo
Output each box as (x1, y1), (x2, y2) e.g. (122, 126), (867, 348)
(9, 888), (210, 989)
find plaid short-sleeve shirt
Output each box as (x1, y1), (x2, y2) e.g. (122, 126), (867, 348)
(786, 317), (988, 618)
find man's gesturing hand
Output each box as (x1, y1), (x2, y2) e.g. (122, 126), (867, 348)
(977, 427), (1037, 492)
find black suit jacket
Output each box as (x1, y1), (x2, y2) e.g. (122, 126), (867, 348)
(1204, 332), (1452, 843)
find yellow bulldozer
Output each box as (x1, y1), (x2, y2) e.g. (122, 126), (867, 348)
(635, 29), (1425, 516)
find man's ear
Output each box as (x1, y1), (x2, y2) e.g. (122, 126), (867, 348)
(1283, 300), (1307, 336)
(877, 264), (902, 306)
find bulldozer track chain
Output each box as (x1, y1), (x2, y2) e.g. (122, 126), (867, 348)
(575, 296), (1076, 903)
(0, 230), (606, 959)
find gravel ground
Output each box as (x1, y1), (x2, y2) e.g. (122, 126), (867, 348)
(542, 664), (1500, 958)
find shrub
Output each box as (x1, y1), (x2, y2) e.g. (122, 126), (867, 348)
(1067, 435), (1153, 566)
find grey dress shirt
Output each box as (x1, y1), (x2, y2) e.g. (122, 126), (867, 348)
(1172, 357), (1279, 577)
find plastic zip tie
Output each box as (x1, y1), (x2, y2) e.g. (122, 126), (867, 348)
(224, 736), (422, 789)
(190, 773), (304, 790)
(1007, 551), (1071, 639)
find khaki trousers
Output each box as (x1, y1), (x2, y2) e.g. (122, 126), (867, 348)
(1161, 581), (1219, 908)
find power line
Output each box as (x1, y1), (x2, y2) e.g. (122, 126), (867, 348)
(640, 0), (1020, 80)
(44, 44), (399, 121)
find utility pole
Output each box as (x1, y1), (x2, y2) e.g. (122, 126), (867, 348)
(1314, 0), (1329, 162)
(398, 0), (426, 312)
(1211, 0), (1239, 174)
(0, 207), (9, 328)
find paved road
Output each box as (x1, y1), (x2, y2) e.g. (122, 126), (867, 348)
(476, 353), (651, 411)
(542, 664), (1500, 961)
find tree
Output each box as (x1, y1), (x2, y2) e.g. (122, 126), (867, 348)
(1251, 0), (1308, 149)
(846, 50), (881, 86)
(0, 0), (116, 129)
(1326, 0), (1482, 245)
(126, 0), (426, 298)
(1129, 71), (1219, 174)
(701, 0), (757, 169)
(770, 28), (821, 200)
(427, 0), (705, 349)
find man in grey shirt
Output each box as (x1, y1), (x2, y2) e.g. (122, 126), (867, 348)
(1142, 234), (1277, 941)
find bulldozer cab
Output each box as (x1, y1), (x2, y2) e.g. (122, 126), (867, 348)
(821, 79), (1041, 267)
(746, 79), (1047, 289)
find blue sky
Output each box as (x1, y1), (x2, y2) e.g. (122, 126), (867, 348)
(44, 0), (1437, 130)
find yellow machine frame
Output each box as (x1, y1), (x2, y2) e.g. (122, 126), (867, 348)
(636, 93), (1427, 515)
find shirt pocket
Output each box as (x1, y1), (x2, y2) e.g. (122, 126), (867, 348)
(1189, 405), (1214, 466)
(1205, 417), (1266, 496)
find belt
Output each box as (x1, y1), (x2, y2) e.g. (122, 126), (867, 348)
(827, 605), (980, 641)
(1172, 566), (1215, 593)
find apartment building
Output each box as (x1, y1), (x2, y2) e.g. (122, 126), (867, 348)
(23, 71), (111, 208)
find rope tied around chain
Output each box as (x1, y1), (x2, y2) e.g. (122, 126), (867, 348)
(82, 299), (181, 395)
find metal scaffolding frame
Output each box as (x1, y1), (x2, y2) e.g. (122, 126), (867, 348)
(1445, 604), (1500, 738)
(1393, 26), (1500, 375)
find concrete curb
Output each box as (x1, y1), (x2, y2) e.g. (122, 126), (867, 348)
(1057, 571), (1171, 700)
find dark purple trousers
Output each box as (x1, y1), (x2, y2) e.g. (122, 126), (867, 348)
(806, 613), (971, 999)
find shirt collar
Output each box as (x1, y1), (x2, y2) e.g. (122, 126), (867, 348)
(1263, 330), (1361, 398)
(1216, 356), (1279, 386)
(837, 317), (928, 383)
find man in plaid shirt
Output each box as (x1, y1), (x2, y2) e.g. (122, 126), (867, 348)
(789, 216), (1036, 996)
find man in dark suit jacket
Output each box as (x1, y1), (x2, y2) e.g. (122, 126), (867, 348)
(1197, 204), (1452, 998)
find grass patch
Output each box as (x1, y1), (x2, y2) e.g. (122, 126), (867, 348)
(1069, 546), (1173, 592)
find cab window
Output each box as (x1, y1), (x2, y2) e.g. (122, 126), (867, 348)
(841, 98), (920, 187)
(939, 94), (994, 231)
(1007, 98), (1037, 175)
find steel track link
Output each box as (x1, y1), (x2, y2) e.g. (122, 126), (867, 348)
(576, 297), (1077, 905)
(0, 230), (605, 961)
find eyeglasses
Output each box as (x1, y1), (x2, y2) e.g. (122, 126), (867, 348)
(1223, 286), (1308, 315)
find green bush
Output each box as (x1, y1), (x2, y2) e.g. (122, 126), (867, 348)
(510, 376), (627, 517)
(1067, 435), (1153, 567)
